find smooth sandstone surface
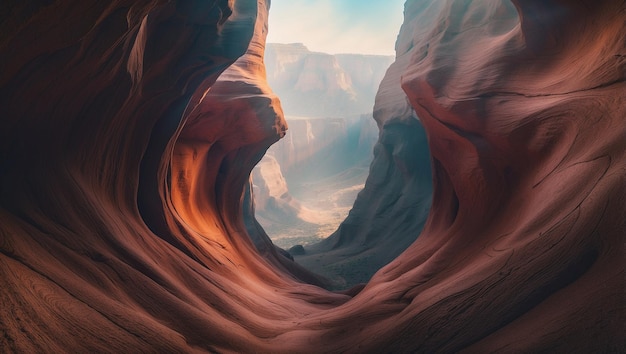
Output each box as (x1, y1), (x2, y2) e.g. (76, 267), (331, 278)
(1, 0), (624, 352)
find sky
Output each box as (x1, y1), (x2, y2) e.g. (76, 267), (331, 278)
(266, 0), (406, 56)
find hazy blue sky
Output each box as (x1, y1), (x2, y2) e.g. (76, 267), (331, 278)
(266, 0), (406, 55)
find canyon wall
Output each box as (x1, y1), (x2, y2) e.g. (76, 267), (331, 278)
(167, 0), (327, 287)
(1, 0), (624, 352)
(1, 0), (335, 351)
(378, 0), (625, 351)
(264, 43), (394, 117)
(268, 115), (377, 179)
(250, 154), (311, 228)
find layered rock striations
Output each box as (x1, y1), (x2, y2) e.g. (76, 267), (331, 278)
(167, 0), (326, 287)
(1, 0), (624, 353)
(1, 0), (336, 351)
(377, 0), (625, 351)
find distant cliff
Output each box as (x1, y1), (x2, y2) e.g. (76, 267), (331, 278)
(294, 14), (434, 287)
(270, 114), (378, 179)
(252, 43), (386, 251)
(265, 43), (394, 117)
(252, 114), (378, 248)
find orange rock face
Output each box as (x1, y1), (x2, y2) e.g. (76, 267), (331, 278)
(0, 0), (624, 353)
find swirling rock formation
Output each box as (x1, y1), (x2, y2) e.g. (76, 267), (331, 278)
(1, 0), (335, 351)
(165, 0), (327, 288)
(1, 0), (624, 353)
(383, 0), (625, 351)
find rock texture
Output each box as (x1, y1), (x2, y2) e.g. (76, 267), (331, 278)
(264, 43), (394, 117)
(382, 0), (625, 351)
(166, 0), (327, 287)
(0, 0), (334, 351)
(1, 0), (624, 353)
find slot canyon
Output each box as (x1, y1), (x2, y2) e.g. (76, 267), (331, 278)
(1, 0), (624, 352)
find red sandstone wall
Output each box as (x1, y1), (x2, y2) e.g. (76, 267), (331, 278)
(0, 0), (623, 352)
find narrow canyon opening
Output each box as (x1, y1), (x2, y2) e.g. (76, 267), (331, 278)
(1, 0), (623, 352)
(251, 43), (388, 251)
(248, 2), (433, 289)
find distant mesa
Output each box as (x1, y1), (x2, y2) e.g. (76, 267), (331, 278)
(259, 38), (432, 290)
(265, 43), (394, 117)
(253, 43), (385, 251)
(291, 30), (434, 288)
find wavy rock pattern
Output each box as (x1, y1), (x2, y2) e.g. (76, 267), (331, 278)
(1, 0), (624, 352)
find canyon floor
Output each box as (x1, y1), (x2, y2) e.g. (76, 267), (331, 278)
(258, 165), (369, 249)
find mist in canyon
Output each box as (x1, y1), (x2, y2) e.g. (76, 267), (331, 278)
(1, 0), (624, 352)
(251, 42), (434, 288)
(252, 43), (390, 250)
